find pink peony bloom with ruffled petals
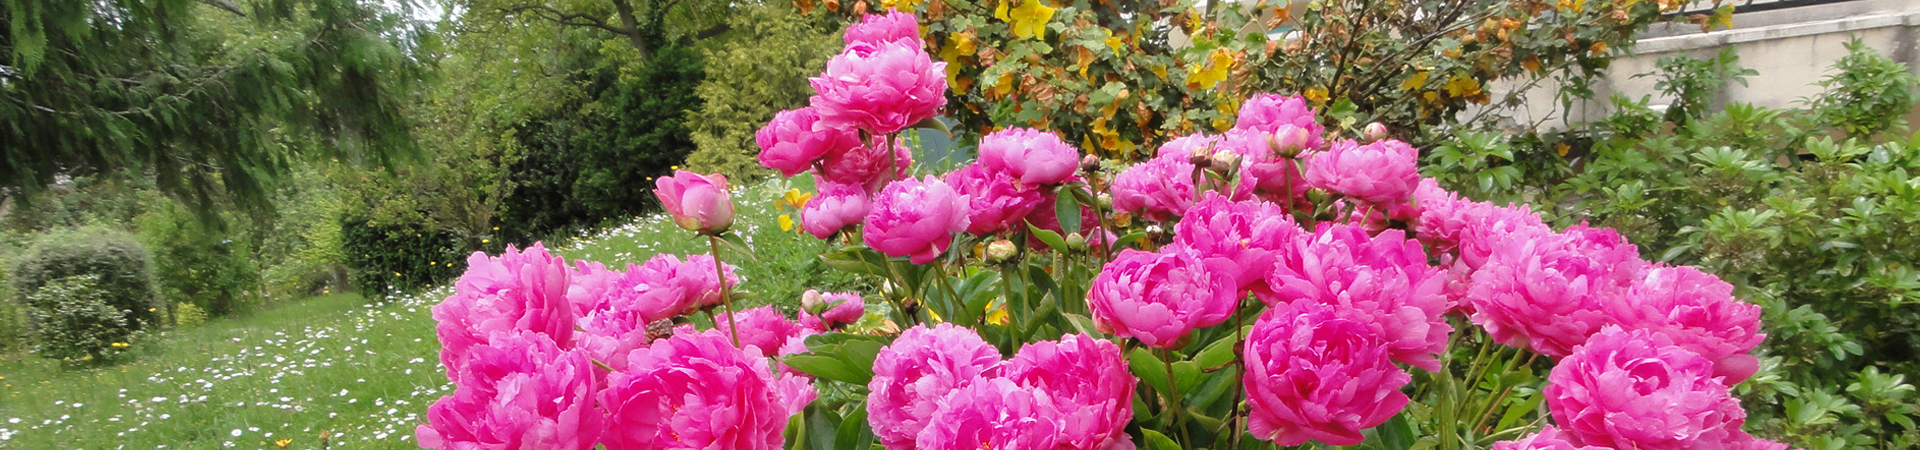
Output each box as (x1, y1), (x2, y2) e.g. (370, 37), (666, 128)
(817, 136), (914, 190)
(915, 378), (1064, 450)
(868, 324), (1004, 450)
(809, 41), (947, 135)
(670, 253), (742, 309)
(566, 260), (619, 313)
(655, 171), (736, 234)
(1467, 226), (1646, 357)
(599, 328), (816, 450)
(418, 331), (604, 450)
(1490, 426), (1609, 450)
(1221, 129), (1310, 207)
(712, 305), (804, 358)
(1088, 245), (1239, 349)
(946, 162), (1044, 235)
(1263, 224), (1452, 371)
(1235, 94), (1326, 150)
(1110, 155), (1197, 222)
(434, 244), (577, 373)
(844, 9), (924, 47)
(978, 127), (1081, 186)
(799, 290), (867, 331)
(1001, 333), (1136, 450)
(757, 108), (863, 176)
(1413, 181), (1550, 270)
(863, 176), (971, 264)
(1156, 133), (1220, 159)
(775, 328), (822, 378)
(801, 180), (873, 239)
(1610, 265), (1767, 384)
(1243, 301), (1411, 446)
(1174, 192), (1305, 294)
(1305, 139), (1421, 205)
(1546, 326), (1760, 450)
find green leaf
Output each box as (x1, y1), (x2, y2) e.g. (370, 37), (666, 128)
(836, 404), (874, 450)
(820, 247), (892, 277)
(1127, 347), (1174, 396)
(1192, 328), (1245, 371)
(1055, 186), (1083, 235)
(1141, 429), (1182, 450)
(783, 355), (864, 385)
(1027, 222), (1071, 252)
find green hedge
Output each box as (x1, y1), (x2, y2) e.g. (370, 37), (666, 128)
(8, 227), (161, 329)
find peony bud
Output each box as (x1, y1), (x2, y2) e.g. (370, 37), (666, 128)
(985, 239), (1018, 263)
(1189, 146), (1213, 168)
(801, 290), (827, 313)
(1269, 126), (1311, 157)
(655, 171), (735, 235)
(1362, 122), (1388, 142)
(1065, 233), (1088, 251)
(1096, 193), (1114, 210)
(1209, 149), (1242, 174)
(1080, 154), (1103, 174)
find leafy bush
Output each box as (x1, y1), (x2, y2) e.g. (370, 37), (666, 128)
(172, 301), (208, 329)
(8, 226), (161, 329)
(24, 275), (135, 362)
(683, 3), (844, 182)
(340, 216), (459, 294)
(137, 201), (260, 316)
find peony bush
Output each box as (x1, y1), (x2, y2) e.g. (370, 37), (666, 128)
(417, 10), (1793, 450)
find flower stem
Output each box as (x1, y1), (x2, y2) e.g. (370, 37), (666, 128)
(1161, 347), (1192, 446)
(708, 234), (740, 347)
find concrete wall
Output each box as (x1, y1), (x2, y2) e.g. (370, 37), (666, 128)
(1488, 0), (1920, 129)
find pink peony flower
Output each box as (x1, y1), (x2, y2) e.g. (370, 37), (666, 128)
(977, 127), (1081, 185)
(1412, 183), (1549, 270)
(799, 290), (867, 331)
(809, 41), (947, 135)
(914, 378), (1064, 450)
(1546, 326), (1758, 450)
(655, 171), (736, 234)
(801, 180), (873, 239)
(1243, 301), (1411, 446)
(1467, 226), (1645, 357)
(1156, 133), (1220, 159)
(670, 253), (742, 309)
(1263, 224), (1452, 371)
(1222, 129), (1310, 207)
(757, 108), (863, 176)
(1305, 139), (1421, 205)
(844, 9), (924, 47)
(775, 328), (822, 378)
(1110, 154), (1197, 223)
(1001, 333), (1136, 450)
(1610, 265), (1767, 384)
(712, 305), (804, 358)
(863, 176), (971, 264)
(817, 136), (914, 190)
(1087, 245), (1239, 349)
(1174, 192), (1305, 294)
(566, 260), (620, 313)
(1491, 426), (1609, 450)
(417, 331), (604, 450)
(867, 324), (1004, 450)
(946, 162), (1044, 235)
(434, 244), (577, 372)
(1235, 94), (1326, 151)
(599, 328), (816, 450)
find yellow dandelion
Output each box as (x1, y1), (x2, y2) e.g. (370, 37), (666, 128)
(274, 438), (293, 448)
(482, 239), (491, 244)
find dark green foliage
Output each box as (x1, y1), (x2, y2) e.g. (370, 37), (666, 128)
(0, 0), (422, 215)
(497, 45), (705, 240)
(137, 202), (260, 316)
(683, 3), (843, 182)
(9, 227), (161, 329)
(1811, 39), (1920, 137)
(340, 216), (460, 294)
(24, 275), (134, 362)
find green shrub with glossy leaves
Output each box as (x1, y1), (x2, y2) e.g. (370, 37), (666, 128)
(8, 226), (161, 329)
(24, 275), (135, 363)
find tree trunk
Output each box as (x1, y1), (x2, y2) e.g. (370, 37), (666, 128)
(610, 0), (651, 59)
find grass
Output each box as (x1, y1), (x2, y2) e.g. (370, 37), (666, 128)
(0, 180), (858, 449)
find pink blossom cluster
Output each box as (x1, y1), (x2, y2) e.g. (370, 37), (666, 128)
(420, 244), (818, 450)
(1115, 94), (1333, 221)
(868, 325), (1135, 450)
(1527, 327), (1788, 450)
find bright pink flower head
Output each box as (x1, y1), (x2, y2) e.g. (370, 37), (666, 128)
(1546, 326), (1757, 450)
(757, 108), (863, 176)
(566, 260), (619, 313)
(1110, 154), (1197, 222)
(1156, 133), (1220, 159)
(809, 41), (948, 135)
(1222, 129), (1310, 207)
(1264, 224), (1452, 371)
(669, 253), (742, 309)
(1088, 245), (1239, 349)
(799, 290), (867, 331)
(817, 136), (914, 189)
(1001, 333), (1136, 450)
(600, 328), (815, 450)
(946, 162), (1043, 235)
(418, 331), (604, 450)
(574, 261), (695, 370)
(1305, 139), (1421, 205)
(655, 171), (736, 234)
(844, 9), (924, 47)
(713, 306), (804, 358)
(1174, 192), (1305, 293)
(1413, 183), (1549, 269)
(978, 127), (1081, 185)
(915, 377), (1064, 450)
(435, 244), (577, 372)
(1467, 227), (1645, 357)
(802, 180), (873, 239)
(863, 175), (971, 264)
(1612, 265), (1767, 384)
(1243, 301), (1411, 446)
(1235, 94), (1325, 147)
(1491, 426), (1609, 450)
(867, 324), (1003, 450)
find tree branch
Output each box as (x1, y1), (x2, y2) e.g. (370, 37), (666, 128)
(498, 4), (636, 37)
(199, 0), (247, 17)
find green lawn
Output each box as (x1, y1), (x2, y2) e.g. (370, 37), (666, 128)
(0, 180), (856, 449)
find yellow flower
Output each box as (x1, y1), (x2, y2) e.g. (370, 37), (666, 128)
(1186, 48), (1234, 90)
(1400, 71), (1431, 91)
(986, 302), (1010, 326)
(274, 438), (293, 448)
(322, 289), (331, 295)
(481, 239), (491, 244)
(940, 30), (977, 63)
(780, 189), (813, 210)
(1443, 75), (1482, 98)
(882, 0), (924, 10)
(492, 226), (500, 231)
(997, 0), (1056, 40)
(778, 214), (796, 232)
(1304, 87), (1330, 106)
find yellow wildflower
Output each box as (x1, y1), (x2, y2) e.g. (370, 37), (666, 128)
(997, 0), (1057, 40)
